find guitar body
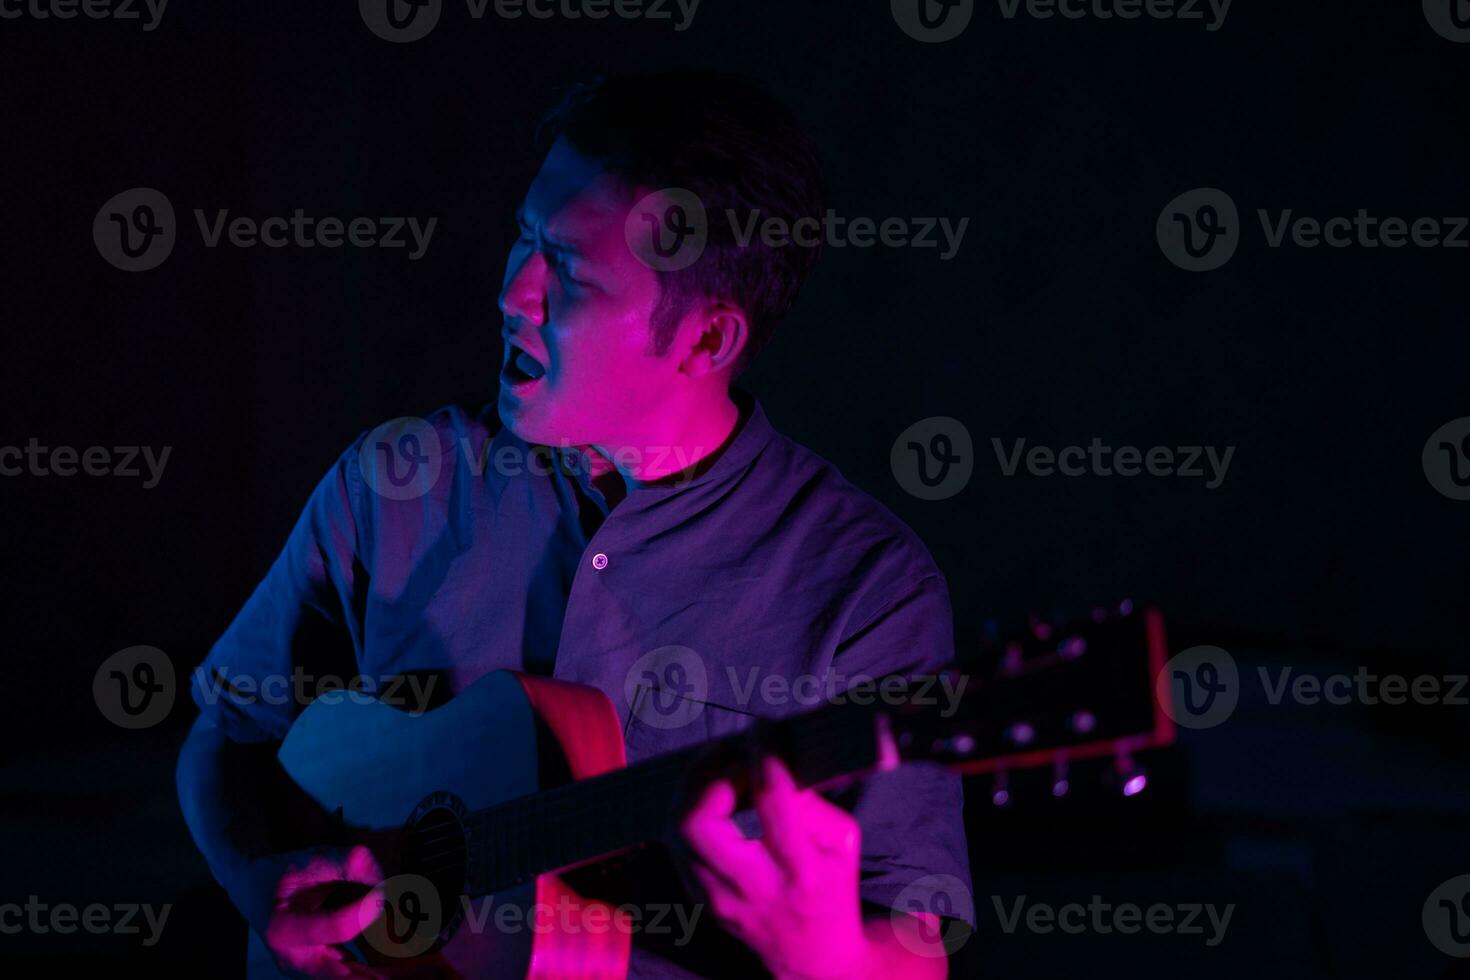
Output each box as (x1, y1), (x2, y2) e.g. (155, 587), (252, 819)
(272, 670), (631, 979)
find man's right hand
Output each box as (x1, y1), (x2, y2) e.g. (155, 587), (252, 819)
(265, 845), (386, 979)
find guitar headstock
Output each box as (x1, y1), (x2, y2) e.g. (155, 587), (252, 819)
(887, 602), (1174, 804)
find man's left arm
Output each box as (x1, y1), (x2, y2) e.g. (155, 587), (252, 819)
(682, 570), (971, 979)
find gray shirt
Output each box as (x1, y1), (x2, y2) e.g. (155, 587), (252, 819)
(194, 388), (972, 977)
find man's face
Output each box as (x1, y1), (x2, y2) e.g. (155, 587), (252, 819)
(498, 137), (680, 449)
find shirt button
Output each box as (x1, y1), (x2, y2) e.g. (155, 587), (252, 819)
(591, 553), (609, 570)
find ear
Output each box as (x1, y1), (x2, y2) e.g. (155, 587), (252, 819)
(678, 301), (748, 378)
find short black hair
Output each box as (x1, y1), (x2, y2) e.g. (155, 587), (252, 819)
(538, 70), (827, 376)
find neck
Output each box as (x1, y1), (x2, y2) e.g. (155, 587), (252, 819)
(582, 388), (743, 492)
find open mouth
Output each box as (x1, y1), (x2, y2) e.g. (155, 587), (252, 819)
(501, 345), (548, 390)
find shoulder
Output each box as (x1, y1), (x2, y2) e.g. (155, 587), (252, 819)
(331, 400), (523, 516)
(757, 428), (945, 587)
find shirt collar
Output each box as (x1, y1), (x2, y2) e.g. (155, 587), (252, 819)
(553, 387), (774, 504)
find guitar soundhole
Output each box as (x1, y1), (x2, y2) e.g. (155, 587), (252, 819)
(404, 792), (469, 943)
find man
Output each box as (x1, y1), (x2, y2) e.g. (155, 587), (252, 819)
(178, 71), (972, 978)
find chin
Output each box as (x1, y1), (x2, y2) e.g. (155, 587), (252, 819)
(498, 393), (561, 447)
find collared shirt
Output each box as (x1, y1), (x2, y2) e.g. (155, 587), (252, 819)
(195, 389), (972, 978)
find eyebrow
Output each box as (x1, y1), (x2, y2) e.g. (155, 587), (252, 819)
(515, 206), (583, 255)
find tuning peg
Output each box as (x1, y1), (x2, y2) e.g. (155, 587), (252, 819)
(1060, 635), (1087, 659)
(1005, 722), (1036, 747)
(1115, 752), (1147, 797)
(1118, 598), (1134, 616)
(1051, 758), (1070, 798)
(1068, 709), (1097, 734)
(933, 733), (977, 757)
(1002, 642), (1024, 676)
(990, 770), (1010, 807)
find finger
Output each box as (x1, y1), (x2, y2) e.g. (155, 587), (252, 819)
(756, 757), (861, 881)
(753, 756), (819, 874)
(281, 945), (357, 979)
(273, 884), (385, 948)
(344, 844), (384, 886)
(681, 779), (783, 900)
(690, 860), (751, 940)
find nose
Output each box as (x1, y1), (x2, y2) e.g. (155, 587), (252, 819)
(498, 249), (549, 329)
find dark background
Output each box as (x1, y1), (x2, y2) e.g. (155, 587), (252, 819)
(3, 0), (1469, 976)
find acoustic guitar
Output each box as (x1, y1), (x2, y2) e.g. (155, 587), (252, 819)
(269, 603), (1174, 977)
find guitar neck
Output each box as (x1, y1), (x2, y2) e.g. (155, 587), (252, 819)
(447, 698), (886, 897)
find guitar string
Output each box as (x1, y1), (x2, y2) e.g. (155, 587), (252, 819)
(403, 714), (879, 886)
(406, 712), (866, 855)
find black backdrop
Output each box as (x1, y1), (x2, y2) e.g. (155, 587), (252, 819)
(3, 1), (1470, 977)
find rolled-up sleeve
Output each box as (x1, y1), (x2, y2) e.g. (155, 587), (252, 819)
(190, 443), (367, 744)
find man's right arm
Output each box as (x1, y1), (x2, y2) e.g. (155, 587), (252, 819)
(176, 440), (384, 972)
(177, 715), (329, 935)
